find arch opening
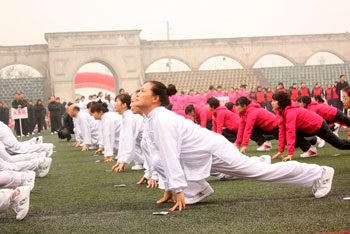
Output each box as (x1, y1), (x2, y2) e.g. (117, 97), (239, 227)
(305, 52), (344, 65)
(199, 56), (243, 70)
(145, 58), (191, 73)
(253, 54), (294, 68)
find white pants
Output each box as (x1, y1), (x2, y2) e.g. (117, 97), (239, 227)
(0, 144), (43, 163)
(0, 171), (26, 189)
(0, 157), (41, 171)
(184, 153), (323, 198)
(6, 142), (52, 156)
(0, 189), (14, 214)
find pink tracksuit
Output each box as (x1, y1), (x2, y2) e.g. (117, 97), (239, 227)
(275, 103), (323, 155)
(212, 106), (240, 134)
(236, 103), (278, 147)
(306, 101), (337, 123)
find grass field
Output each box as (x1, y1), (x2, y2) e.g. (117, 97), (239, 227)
(1, 129), (350, 234)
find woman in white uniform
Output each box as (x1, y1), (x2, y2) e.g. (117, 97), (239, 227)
(133, 81), (335, 211)
(0, 121), (53, 157)
(68, 105), (99, 151)
(111, 94), (144, 171)
(90, 102), (122, 162)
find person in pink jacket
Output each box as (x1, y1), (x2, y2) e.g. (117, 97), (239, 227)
(235, 97), (279, 153)
(297, 95), (350, 127)
(185, 104), (213, 129)
(207, 97), (240, 142)
(272, 92), (350, 161)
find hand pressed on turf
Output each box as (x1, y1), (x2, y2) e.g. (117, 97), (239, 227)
(156, 191), (175, 204)
(169, 192), (186, 211)
(272, 152), (283, 159)
(146, 178), (158, 188)
(112, 162), (125, 173)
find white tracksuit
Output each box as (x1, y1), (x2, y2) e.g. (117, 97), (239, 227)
(98, 112), (122, 157)
(143, 107), (323, 197)
(116, 110), (144, 165)
(73, 111), (99, 146)
(0, 121), (53, 155)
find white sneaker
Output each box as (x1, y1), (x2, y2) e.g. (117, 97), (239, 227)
(300, 145), (318, 158)
(257, 141), (272, 151)
(12, 186), (31, 220)
(212, 172), (238, 180)
(317, 137), (325, 148)
(46, 144), (54, 157)
(38, 158), (52, 177)
(131, 164), (144, 171)
(312, 166), (334, 198)
(333, 123), (340, 137)
(259, 155), (271, 164)
(22, 171), (36, 191)
(88, 145), (98, 150)
(36, 136), (43, 144)
(185, 185), (214, 205)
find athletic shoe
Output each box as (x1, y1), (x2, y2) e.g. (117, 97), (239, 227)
(12, 186), (31, 220)
(259, 155), (271, 164)
(88, 145), (98, 150)
(46, 144), (54, 157)
(312, 166), (334, 198)
(317, 137), (325, 148)
(257, 141), (272, 151)
(333, 123), (340, 137)
(300, 145), (318, 158)
(36, 136), (43, 144)
(22, 171), (36, 191)
(131, 164), (144, 170)
(212, 172), (238, 180)
(38, 158), (52, 177)
(185, 185), (214, 205)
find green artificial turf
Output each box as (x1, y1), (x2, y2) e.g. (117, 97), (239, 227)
(1, 129), (349, 234)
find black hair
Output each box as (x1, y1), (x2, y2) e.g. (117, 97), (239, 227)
(86, 101), (96, 109)
(115, 94), (131, 109)
(147, 81), (170, 107)
(90, 101), (108, 113)
(167, 84), (178, 96)
(185, 104), (195, 115)
(207, 97), (220, 109)
(343, 86), (350, 97)
(314, 95), (324, 103)
(235, 96), (251, 107)
(272, 92), (291, 110)
(296, 96), (311, 107)
(224, 102), (234, 111)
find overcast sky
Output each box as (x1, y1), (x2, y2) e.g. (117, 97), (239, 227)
(1, 0), (350, 46)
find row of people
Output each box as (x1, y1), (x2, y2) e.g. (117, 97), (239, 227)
(0, 122), (54, 220)
(110, 81), (335, 211)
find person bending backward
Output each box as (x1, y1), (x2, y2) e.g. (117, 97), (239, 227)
(90, 101), (122, 163)
(272, 92), (350, 161)
(235, 97), (279, 153)
(132, 81), (334, 211)
(68, 105), (99, 151)
(207, 97), (240, 143)
(111, 94), (144, 172)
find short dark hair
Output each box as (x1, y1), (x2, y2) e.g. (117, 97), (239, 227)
(224, 102), (234, 111)
(207, 97), (220, 109)
(90, 101), (108, 113)
(115, 94), (131, 109)
(185, 104), (195, 115)
(72, 105), (80, 112)
(235, 96), (251, 107)
(272, 92), (291, 110)
(343, 86), (350, 97)
(296, 95), (311, 107)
